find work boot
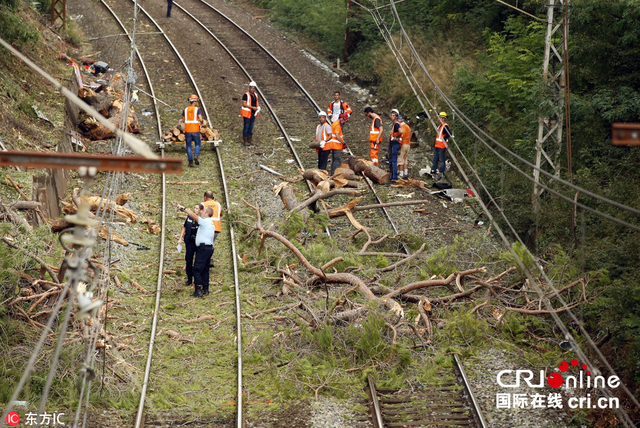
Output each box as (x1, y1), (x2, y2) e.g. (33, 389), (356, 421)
(248, 136), (254, 146)
(194, 156), (200, 166)
(241, 136), (249, 146)
(191, 285), (203, 298)
(203, 285), (210, 296)
(188, 160), (194, 168)
(185, 279), (192, 286)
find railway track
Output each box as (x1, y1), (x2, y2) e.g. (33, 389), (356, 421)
(362, 356), (487, 428)
(75, 0), (432, 425)
(174, 0), (407, 247)
(97, 1), (244, 426)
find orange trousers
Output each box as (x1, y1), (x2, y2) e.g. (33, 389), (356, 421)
(370, 141), (380, 166)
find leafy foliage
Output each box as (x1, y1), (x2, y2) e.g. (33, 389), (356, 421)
(0, 3), (40, 47)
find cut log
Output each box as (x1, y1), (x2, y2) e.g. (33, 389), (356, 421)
(99, 226), (129, 246)
(332, 168), (359, 180)
(7, 201), (42, 210)
(346, 157), (370, 173)
(302, 169), (329, 185)
(115, 193), (131, 206)
(364, 164), (389, 184)
(172, 128), (181, 137)
(177, 133), (186, 142)
(280, 185), (300, 211)
(47, 218), (73, 232)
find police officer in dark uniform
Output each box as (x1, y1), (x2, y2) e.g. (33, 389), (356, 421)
(177, 203), (203, 286)
(177, 204), (216, 298)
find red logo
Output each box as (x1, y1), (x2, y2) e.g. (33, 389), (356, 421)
(6, 412), (20, 426)
(548, 358), (590, 388)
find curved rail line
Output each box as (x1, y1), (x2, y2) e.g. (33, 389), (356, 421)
(365, 356), (487, 427)
(98, 1), (244, 426)
(177, 0), (405, 249)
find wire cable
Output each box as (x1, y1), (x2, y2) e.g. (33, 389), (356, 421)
(376, 1), (640, 422)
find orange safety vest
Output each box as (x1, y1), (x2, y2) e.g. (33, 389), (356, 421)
(400, 122), (412, 145)
(326, 120), (344, 151)
(183, 106), (200, 133)
(240, 92), (259, 118)
(327, 101), (352, 118)
(369, 113), (382, 142)
(435, 122), (449, 149)
(203, 200), (222, 233)
(316, 122), (332, 152)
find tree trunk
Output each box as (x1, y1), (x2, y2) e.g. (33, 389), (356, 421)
(364, 164), (390, 184)
(346, 157), (369, 173)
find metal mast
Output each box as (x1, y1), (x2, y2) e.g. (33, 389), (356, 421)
(533, 0), (568, 211)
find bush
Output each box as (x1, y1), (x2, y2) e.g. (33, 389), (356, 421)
(0, 4), (40, 47)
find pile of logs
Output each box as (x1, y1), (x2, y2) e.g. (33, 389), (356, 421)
(77, 76), (140, 140)
(161, 120), (220, 143)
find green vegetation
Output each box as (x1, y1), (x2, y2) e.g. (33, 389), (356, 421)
(0, 0), (40, 47)
(255, 0), (640, 412)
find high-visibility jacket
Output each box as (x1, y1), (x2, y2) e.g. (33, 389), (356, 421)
(240, 92), (259, 119)
(435, 122), (450, 149)
(369, 113), (382, 142)
(399, 122), (412, 145)
(315, 122), (332, 152)
(183, 106), (201, 133)
(203, 200), (222, 233)
(327, 101), (352, 122)
(326, 120), (344, 151)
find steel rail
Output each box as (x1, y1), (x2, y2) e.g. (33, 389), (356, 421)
(95, 2), (177, 426)
(453, 354), (488, 428)
(103, 1), (246, 425)
(173, 1), (313, 196)
(193, 0), (406, 252)
(367, 374), (385, 428)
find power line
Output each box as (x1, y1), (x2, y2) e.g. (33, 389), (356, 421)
(375, 1), (640, 423)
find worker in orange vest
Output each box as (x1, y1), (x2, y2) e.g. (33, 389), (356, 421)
(327, 91), (352, 124)
(315, 111), (333, 171)
(240, 81), (260, 146)
(364, 106), (383, 166)
(398, 115), (412, 179)
(431, 111), (451, 181)
(179, 94), (203, 167)
(324, 113), (348, 175)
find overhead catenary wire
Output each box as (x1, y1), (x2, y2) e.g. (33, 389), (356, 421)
(377, 0), (640, 422)
(376, 1), (640, 221)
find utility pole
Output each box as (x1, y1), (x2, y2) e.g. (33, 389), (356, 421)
(51, 0), (66, 30)
(533, 0), (569, 212)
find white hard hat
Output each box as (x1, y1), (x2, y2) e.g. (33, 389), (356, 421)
(391, 109), (399, 115)
(249, 81), (257, 87)
(318, 111), (327, 117)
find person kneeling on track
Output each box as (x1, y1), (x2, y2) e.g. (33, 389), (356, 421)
(177, 204), (217, 298)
